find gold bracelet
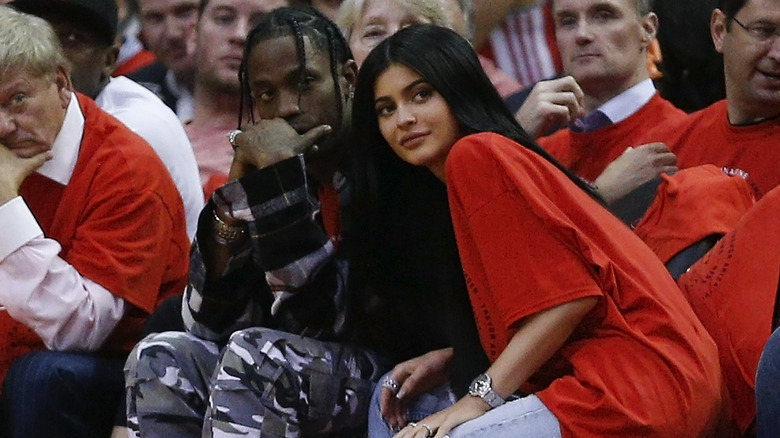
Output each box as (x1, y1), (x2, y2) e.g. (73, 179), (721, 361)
(212, 209), (247, 245)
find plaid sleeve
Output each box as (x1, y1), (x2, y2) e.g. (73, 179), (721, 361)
(184, 155), (349, 341)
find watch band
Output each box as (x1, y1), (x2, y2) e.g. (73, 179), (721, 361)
(481, 388), (505, 409)
(212, 209), (247, 245)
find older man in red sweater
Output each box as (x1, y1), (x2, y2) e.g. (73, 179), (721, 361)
(0, 5), (189, 437)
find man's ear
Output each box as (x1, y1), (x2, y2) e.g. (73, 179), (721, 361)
(640, 12), (659, 48)
(102, 45), (120, 80)
(341, 59), (358, 99)
(711, 8), (728, 54)
(55, 65), (73, 107)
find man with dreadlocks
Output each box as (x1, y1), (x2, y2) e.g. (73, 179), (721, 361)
(123, 6), (391, 438)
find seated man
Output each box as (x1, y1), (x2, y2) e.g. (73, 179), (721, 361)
(0, 5), (189, 438)
(648, 0), (780, 200)
(124, 7), (392, 438)
(520, 0), (684, 204)
(128, 0), (199, 119)
(12, 0), (204, 238)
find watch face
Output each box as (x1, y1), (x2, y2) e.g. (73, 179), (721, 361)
(469, 374), (490, 396)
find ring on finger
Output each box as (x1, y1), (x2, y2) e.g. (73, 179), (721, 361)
(420, 423), (434, 437)
(381, 376), (400, 394)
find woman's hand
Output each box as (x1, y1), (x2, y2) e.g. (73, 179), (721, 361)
(393, 396), (489, 438)
(381, 348), (454, 430)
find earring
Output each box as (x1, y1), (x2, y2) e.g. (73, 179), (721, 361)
(347, 86), (355, 100)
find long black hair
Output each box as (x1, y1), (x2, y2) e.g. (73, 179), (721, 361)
(351, 24), (601, 206)
(237, 6), (352, 128)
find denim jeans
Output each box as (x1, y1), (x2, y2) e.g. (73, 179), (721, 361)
(1, 350), (125, 438)
(756, 327), (780, 438)
(367, 372), (561, 438)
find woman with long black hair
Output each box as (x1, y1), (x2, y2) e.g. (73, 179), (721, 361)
(352, 24), (724, 438)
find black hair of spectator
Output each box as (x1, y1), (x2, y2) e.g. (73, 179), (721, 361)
(352, 24), (602, 203)
(237, 6), (353, 128)
(654, 0), (726, 113)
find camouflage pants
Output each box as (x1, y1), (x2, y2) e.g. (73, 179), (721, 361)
(124, 328), (388, 438)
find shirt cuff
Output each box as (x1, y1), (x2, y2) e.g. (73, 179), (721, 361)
(0, 196), (43, 262)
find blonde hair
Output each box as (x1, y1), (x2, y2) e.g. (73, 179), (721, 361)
(336, 0), (449, 41)
(0, 6), (69, 80)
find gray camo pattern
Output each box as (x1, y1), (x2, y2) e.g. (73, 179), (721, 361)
(125, 327), (387, 438)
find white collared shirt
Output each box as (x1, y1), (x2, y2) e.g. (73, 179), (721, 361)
(165, 70), (194, 122)
(97, 76), (203, 239)
(597, 78), (656, 125)
(0, 94), (125, 351)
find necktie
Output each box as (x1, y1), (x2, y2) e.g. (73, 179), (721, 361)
(570, 110), (612, 132)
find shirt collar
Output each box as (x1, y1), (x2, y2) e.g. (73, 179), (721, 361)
(598, 78), (656, 124)
(36, 93), (84, 186)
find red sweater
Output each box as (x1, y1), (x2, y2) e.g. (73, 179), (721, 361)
(650, 100), (780, 199)
(539, 94), (686, 181)
(0, 95), (189, 377)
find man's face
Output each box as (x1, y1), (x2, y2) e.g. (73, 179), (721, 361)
(138, 0), (200, 74)
(712, 0), (780, 123)
(0, 68), (71, 158)
(246, 34), (354, 151)
(42, 15), (116, 99)
(553, 0), (656, 96)
(194, 0), (287, 93)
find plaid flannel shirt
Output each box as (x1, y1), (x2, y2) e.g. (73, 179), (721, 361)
(182, 155), (351, 343)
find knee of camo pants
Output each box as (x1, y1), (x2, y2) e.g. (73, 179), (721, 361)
(124, 331), (222, 438)
(205, 327), (387, 438)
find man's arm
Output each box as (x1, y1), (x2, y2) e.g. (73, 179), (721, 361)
(184, 156), (349, 343)
(0, 145), (124, 351)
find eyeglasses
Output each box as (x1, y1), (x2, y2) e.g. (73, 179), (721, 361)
(731, 17), (780, 43)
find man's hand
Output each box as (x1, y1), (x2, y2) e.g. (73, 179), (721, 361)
(515, 76), (585, 138)
(0, 144), (51, 204)
(594, 142), (678, 204)
(228, 118), (332, 180)
(381, 348), (453, 430)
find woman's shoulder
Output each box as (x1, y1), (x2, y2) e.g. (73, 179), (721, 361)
(450, 132), (534, 165)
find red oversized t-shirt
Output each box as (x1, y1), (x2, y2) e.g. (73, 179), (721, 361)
(445, 132), (723, 438)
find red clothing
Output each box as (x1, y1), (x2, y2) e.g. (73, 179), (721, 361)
(651, 100), (780, 199)
(539, 93), (686, 181)
(0, 94), (189, 376)
(633, 165), (755, 263)
(446, 132), (723, 438)
(113, 49), (156, 77)
(677, 185), (780, 433)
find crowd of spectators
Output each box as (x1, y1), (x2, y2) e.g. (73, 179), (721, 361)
(0, 0), (778, 437)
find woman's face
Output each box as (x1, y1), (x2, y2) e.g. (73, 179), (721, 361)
(348, 0), (431, 67)
(373, 63), (461, 180)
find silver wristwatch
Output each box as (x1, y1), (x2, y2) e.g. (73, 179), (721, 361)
(468, 373), (505, 409)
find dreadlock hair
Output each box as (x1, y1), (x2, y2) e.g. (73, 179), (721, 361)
(237, 6), (353, 128)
